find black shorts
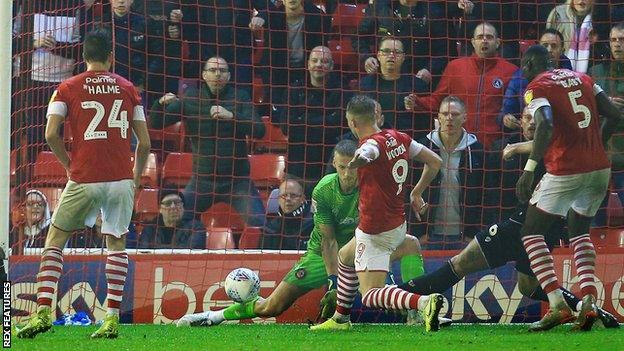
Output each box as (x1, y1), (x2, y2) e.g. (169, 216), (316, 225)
(475, 218), (563, 277)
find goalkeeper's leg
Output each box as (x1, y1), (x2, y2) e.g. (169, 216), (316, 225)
(178, 253), (326, 327)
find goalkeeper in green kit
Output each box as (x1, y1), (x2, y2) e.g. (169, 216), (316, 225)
(177, 139), (436, 327)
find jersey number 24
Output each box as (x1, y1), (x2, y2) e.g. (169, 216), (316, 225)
(81, 99), (130, 140)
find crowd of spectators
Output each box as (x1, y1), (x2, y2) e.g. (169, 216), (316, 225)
(10, 0), (624, 250)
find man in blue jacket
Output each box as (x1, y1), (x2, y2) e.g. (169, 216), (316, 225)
(499, 28), (573, 131)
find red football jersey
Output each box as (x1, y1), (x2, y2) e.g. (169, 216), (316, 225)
(524, 69), (609, 175)
(47, 71), (144, 183)
(357, 129), (419, 234)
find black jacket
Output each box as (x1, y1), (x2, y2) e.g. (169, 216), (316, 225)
(274, 75), (350, 184)
(139, 215), (207, 249)
(262, 201), (314, 250)
(150, 83), (265, 178)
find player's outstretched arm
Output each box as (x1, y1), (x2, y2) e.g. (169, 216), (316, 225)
(45, 114), (71, 171)
(516, 105), (553, 203)
(347, 141), (379, 169)
(411, 145), (442, 218)
(596, 92), (624, 147)
(319, 223), (339, 277)
(131, 119), (151, 188)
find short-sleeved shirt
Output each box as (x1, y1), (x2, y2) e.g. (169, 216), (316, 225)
(46, 71), (145, 183)
(524, 69), (609, 175)
(358, 129), (420, 234)
(306, 174), (359, 256)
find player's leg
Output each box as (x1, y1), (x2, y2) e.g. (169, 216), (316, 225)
(17, 181), (92, 339)
(355, 224), (442, 332)
(91, 179), (134, 339)
(398, 238), (488, 294)
(177, 253), (324, 326)
(521, 274), (620, 329)
(310, 238), (359, 330)
(520, 205), (575, 331)
(390, 235), (425, 283)
(389, 235), (427, 325)
(566, 169), (610, 331)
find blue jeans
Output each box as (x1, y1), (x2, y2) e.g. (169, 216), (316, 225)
(182, 176), (266, 227)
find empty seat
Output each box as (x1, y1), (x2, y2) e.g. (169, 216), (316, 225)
(607, 192), (624, 227)
(206, 227), (236, 249)
(253, 76), (265, 104)
(162, 152), (193, 187)
(331, 4), (367, 34)
(201, 202), (245, 230)
(252, 116), (288, 153)
(590, 227), (624, 248)
(32, 151), (68, 186)
(328, 39), (359, 72)
(148, 121), (185, 152)
(134, 188), (160, 222)
(239, 226), (263, 249)
(249, 154), (286, 188)
(142, 153), (159, 187)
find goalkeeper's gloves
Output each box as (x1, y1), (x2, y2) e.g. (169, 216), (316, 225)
(319, 275), (338, 319)
(327, 274), (338, 291)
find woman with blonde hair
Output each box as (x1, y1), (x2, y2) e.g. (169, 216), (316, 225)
(546, 0), (596, 73)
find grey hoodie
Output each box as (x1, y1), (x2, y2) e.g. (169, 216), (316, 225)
(426, 129), (479, 237)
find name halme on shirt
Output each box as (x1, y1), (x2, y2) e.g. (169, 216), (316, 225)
(83, 75), (120, 95)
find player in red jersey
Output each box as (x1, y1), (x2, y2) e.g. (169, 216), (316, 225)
(516, 45), (623, 332)
(311, 95), (444, 332)
(16, 29), (151, 339)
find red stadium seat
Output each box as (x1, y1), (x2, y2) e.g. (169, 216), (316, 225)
(239, 226), (263, 249)
(590, 227), (624, 248)
(141, 153), (159, 188)
(10, 150), (17, 185)
(206, 227), (237, 249)
(249, 154), (286, 188)
(253, 76), (265, 104)
(162, 152), (193, 187)
(201, 202), (245, 230)
(37, 187), (64, 213)
(252, 116), (288, 153)
(328, 39), (359, 72)
(331, 4), (367, 34)
(148, 121), (186, 153)
(607, 192), (624, 227)
(32, 151), (68, 186)
(134, 188), (160, 222)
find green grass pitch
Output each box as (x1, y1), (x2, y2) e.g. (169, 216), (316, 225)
(10, 324), (624, 351)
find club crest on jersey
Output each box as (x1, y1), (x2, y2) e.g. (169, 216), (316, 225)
(524, 89), (533, 105)
(492, 78), (503, 89)
(295, 268), (306, 279)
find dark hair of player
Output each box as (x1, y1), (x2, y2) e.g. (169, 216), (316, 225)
(334, 139), (357, 158)
(521, 45), (553, 81)
(82, 29), (112, 63)
(346, 95), (377, 123)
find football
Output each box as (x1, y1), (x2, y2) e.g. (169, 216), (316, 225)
(224, 268), (261, 303)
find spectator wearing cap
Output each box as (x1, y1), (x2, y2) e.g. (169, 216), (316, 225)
(139, 189), (207, 249)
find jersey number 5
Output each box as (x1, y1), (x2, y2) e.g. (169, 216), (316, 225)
(81, 99), (129, 140)
(568, 90), (591, 129)
(392, 159), (408, 195)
